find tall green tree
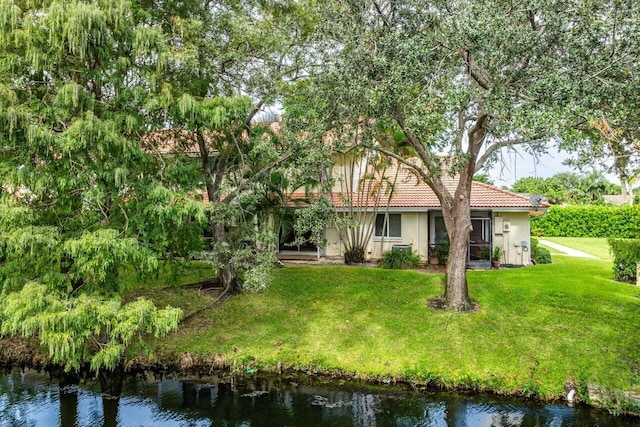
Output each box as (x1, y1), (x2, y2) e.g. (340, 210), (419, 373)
(144, 0), (324, 293)
(566, 115), (640, 205)
(0, 0), (202, 372)
(559, 0), (640, 205)
(304, 0), (640, 310)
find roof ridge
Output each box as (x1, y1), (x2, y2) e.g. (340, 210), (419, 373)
(471, 180), (532, 202)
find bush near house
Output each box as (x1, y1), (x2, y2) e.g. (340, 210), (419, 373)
(608, 238), (640, 282)
(532, 205), (640, 237)
(380, 247), (421, 269)
(531, 238), (552, 264)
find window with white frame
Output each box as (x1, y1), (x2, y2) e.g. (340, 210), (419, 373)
(375, 214), (401, 238)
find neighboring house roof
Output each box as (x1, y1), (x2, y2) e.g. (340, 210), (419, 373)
(143, 122), (280, 155)
(142, 129), (201, 155)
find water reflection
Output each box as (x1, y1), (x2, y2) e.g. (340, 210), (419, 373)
(0, 369), (637, 426)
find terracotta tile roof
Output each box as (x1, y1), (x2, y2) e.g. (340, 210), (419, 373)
(183, 151), (547, 210)
(143, 122), (280, 155)
(289, 170), (548, 210)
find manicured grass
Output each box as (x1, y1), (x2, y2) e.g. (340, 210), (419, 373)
(539, 237), (612, 260)
(144, 257), (640, 405)
(125, 261), (219, 322)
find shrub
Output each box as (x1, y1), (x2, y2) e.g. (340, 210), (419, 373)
(531, 205), (640, 238)
(608, 239), (640, 283)
(380, 247), (421, 269)
(531, 238), (552, 265)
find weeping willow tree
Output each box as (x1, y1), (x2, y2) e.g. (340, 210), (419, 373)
(0, 0), (208, 372)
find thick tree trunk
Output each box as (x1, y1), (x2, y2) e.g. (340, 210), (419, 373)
(196, 131), (241, 293)
(442, 198), (473, 311)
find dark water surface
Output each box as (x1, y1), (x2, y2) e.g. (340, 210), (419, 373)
(0, 369), (637, 426)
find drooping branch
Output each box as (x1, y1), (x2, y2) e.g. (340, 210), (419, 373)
(475, 133), (546, 172)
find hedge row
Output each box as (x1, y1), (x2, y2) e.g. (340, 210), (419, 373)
(608, 238), (640, 283)
(531, 205), (640, 238)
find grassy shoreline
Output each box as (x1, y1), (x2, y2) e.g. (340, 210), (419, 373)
(2, 253), (638, 414)
(139, 256), (640, 414)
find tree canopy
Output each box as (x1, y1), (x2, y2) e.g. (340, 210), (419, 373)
(510, 172), (621, 205)
(0, 0), (326, 370)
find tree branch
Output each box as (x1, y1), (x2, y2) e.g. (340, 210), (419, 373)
(475, 133), (546, 172)
(462, 50), (491, 90)
(392, 110), (440, 174)
(372, 1), (390, 28)
(244, 97), (268, 129)
(468, 111), (490, 154)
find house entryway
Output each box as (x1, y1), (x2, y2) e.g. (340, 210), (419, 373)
(278, 224), (320, 260)
(430, 213), (492, 269)
(469, 217), (491, 268)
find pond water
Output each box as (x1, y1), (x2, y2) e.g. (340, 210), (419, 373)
(0, 368), (637, 426)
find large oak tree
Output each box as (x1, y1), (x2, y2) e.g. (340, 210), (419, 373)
(303, 0), (640, 310)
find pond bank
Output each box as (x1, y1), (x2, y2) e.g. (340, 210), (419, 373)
(1, 337), (638, 418)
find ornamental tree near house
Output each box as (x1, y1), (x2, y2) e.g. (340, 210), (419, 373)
(331, 146), (401, 264)
(304, 0), (640, 311)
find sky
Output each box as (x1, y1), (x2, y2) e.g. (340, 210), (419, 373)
(484, 146), (615, 189)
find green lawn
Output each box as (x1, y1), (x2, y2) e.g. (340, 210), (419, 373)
(538, 237), (611, 260)
(144, 257), (640, 408)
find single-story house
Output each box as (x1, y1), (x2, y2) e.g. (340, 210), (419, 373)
(282, 166), (548, 267)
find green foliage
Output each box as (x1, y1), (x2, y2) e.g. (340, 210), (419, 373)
(0, 282), (182, 371)
(379, 247), (421, 269)
(430, 241), (450, 264)
(63, 229), (158, 293)
(532, 205), (640, 237)
(531, 238), (552, 265)
(293, 197), (332, 249)
(0, 0), (201, 372)
(608, 238), (640, 282)
(492, 245), (503, 262)
(511, 172), (620, 205)
(473, 173), (494, 186)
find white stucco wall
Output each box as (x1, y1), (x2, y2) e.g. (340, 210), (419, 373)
(325, 210), (533, 265)
(324, 211), (430, 260)
(491, 211), (532, 265)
